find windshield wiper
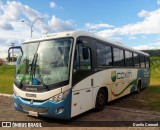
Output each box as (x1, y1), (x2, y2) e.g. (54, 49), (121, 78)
(33, 53), (38, 77)
(30, 53), (38, 79)
(30, 53), (49, 91)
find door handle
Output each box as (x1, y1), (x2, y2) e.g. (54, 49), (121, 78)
(91, 78), (94, 86)
(86, 90), (91, 92)
(74, 92), (80, 95)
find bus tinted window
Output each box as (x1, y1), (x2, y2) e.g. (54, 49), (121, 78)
(145, 57), (150, 68)
(133, 53), (140, 67)
(113, 48), (124, 67)
(140, 55), (145, 68)
(96, 42), (112, 67)
(125, 51), (133, 67)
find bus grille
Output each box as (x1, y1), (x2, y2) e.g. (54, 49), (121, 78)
(20, 104), (48, 114)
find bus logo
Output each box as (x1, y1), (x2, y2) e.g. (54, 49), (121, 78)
(111, 71), (117, 82)
(111, 70), (132, 82)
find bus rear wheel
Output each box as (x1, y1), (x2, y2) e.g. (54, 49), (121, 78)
(94, 88), (106, 111)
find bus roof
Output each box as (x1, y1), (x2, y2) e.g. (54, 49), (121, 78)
(24, 30), (149, 56)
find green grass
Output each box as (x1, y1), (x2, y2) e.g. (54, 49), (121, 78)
(150, 56), (160, 85)
(0, 65), (15, 75)
(150, 67), (160, 85)
(0, 65), (15, 94)
(142, 85), (160, 112)
(151, 64), (160, 85)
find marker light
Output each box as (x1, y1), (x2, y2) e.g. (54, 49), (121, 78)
(49, 90), (70, 102)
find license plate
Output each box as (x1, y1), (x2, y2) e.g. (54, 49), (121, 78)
(26, 93), (36, 98)
(29, 111), (38, 117)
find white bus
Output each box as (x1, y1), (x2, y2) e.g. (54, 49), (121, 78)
(8, 31), (150, 119)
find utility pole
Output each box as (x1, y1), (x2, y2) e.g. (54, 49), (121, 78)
(11, 42), (15, 62)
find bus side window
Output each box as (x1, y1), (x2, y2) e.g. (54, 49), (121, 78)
(133, 53), (140, 68)
(145, 57), (150, 68)
(125, 51), (133, 67)
(73, 45), (92, 85)
(96, 42), (112, 68)
(140, 55), (145, 68)
(113, 47), (124, 67)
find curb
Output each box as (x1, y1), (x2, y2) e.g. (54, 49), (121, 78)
(0, 93), (12, 97)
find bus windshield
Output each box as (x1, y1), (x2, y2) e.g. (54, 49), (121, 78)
(15, 38), (73, 87)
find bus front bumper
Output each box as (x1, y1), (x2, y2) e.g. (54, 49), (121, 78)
(13, 94), (71, 120)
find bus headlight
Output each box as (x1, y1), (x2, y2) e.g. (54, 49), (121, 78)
(50, 90), (70, 102)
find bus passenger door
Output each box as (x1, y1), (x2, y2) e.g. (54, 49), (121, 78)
(71, 44), (94, 117)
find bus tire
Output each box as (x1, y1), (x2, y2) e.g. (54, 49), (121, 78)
(136, 80), (141, 94)
(94, 88), (106, 111)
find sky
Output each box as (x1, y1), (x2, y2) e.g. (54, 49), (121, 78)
(0, 0), (160, 59)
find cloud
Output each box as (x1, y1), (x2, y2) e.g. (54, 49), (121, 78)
(157, 0), (160, 5)
(85, 23), (114, 29)
(50, 1), (56, 8)
(0, 21), (13, 30)
(48, 15), (74, 32)
(133, 45), (155, 50)
(110, 36), (123, 42)
(0, 1), (43, 31)
(0, 1), (74, 58)
(0, 46), (8, 59)
(0, 1), (73, 34)
(157, 35), (160, 41)
(96, 8), (160, 38)
(133, 42), (160, 50)
(138, 10), (149, 18)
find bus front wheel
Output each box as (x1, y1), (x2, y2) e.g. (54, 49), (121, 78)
(94, 88), (106, 111)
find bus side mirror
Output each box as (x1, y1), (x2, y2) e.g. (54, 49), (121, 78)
(8, 52), (11, 62)
(83, 47), (89, 60)
(76, 39), (89, 59)
(8, 46), (23, 62)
